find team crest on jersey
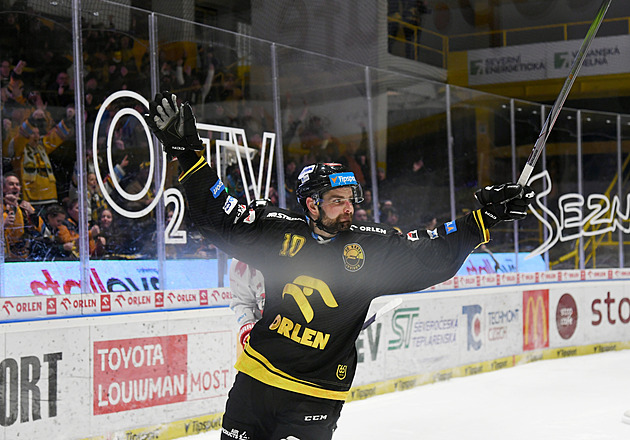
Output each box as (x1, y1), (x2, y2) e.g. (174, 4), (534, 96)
(343, 243), (365, 272)
(336, 364), (347, 380)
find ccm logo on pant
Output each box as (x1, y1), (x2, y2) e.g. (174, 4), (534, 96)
(304, 414), (328, 421)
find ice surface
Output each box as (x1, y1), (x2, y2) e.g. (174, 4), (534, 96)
(188, 350), (630, 439)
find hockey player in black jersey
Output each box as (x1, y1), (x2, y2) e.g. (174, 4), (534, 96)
(145, 92), (534, 440)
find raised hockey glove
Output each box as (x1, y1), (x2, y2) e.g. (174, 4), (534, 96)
(144, 91), (203, 158)
(475, 183), (535, 227)
(238, 322), (255, 348)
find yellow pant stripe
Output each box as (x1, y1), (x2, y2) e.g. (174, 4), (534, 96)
(235, 345), (349, 401)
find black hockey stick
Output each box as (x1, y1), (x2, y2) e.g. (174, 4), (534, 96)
(517, 0), (612, 186)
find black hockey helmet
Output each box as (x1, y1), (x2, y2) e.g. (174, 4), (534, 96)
(296, 163), (364, 212)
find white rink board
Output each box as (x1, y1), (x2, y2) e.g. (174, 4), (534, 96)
(352, 280), (630, 390)
(1, 279), (630, 439)
(0, 309), (236, 440)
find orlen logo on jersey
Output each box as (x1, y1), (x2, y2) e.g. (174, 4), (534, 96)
(523, 290), (549, 351)
(462, 304), (482, 351)
(101, 295), (111, 312)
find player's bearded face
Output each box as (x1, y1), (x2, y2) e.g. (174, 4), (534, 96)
(319, 188), (354, 233)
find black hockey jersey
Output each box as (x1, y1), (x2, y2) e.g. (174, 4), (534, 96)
(180, 156), (490, 401)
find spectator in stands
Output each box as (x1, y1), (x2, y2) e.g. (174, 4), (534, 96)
(94, 207), (132, 258)
(387, 0), (403, 52)
(86, 171), (108, 224)
(2, 107), (25, 160)
(284, 157), (300, 211)
(84, 72), (104, 124)
(218, 70), (244, 124)
(46, 71), (74, 118)
(186, 47), (219, 110)
(360, 188), (374, 220)
(377, 166), (395, 202)
(421, 214), (438, 230)
(0, 60), (27, 112)
(354, 207), (369, 222)
(226, 164), (246, 204)
(8, 107), (75, 213)
(381, 205), (400, 230)
(402, 1), (429, 59)
(30, 203), (73, 261)
(339, 140), (366, 186)
(25, 90), (55, 133)
(57, 197), (99, 257)
(282, 95), (309, 148)
(2, 172), (42, 261)
(0, 13), (21, 61)
(0, 59), (12, 88)
(118, 161), (155, 256)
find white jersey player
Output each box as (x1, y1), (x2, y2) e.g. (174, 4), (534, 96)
(229, 258), (265, 354)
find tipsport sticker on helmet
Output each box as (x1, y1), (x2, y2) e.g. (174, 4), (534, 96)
(444, 220), (457, 235)
(210, 179), (225, 198)
(329, 172), (357, 188)
(298, 165), (316, 183)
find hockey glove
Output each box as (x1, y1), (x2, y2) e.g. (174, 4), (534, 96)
(144, 91), (203, 158)
(238, 322), (255, 348)
(475, 183), (535, 227)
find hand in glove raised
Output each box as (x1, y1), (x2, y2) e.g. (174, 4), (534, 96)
(475, 183), (535, 227)
(144, 91), (203, 158)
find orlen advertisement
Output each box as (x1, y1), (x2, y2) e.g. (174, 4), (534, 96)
(0, 288), (231, 322)
(2, 258), (221, 297)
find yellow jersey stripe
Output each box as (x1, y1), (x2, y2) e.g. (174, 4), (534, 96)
(472, 209), (491, 245)
(179, 156), (207, 182)
(235, 345), (349, 401)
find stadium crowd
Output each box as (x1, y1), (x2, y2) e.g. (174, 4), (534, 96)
(2, 6), (413, 263)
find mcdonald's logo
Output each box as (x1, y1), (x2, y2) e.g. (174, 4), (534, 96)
(523, 290), (549, 351)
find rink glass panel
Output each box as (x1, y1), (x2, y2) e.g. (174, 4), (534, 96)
(513, 100), (545, 260)
(86, 3), (157, 263)
(621, 115), (630, 268)
(156, 15), (277, 289)
(449, 86), (515, 253)
(274, 46), (374, 217)
(368, 70), (449, 231)
(4, 0), (630, 305)
(543, 107), (580, 270)
(580, 110), (620, 269)
(1, 1), (80, 297)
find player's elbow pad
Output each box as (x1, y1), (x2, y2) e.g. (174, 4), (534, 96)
(238, 322), (255, 348)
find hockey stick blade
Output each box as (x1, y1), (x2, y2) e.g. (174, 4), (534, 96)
(517, 0), (612, 186)
(362, 298), (403, 330)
